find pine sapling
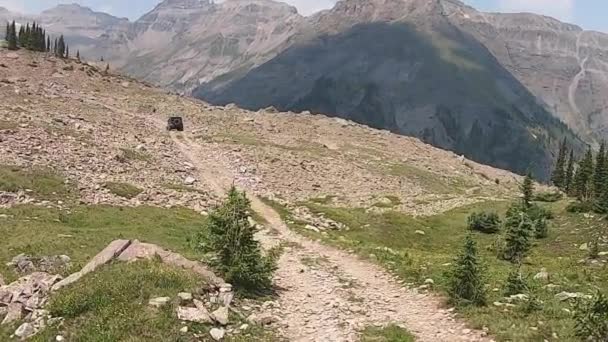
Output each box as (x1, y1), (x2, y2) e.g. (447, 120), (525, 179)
(448, 234), (486, 306)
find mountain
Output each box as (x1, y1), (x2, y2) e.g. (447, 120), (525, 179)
(2, 0), (604, 178)
(194, 0), (587, 178)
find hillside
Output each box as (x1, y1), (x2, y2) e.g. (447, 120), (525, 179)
(1, 49), (608, 342)
(2, 0), (602, 179)
(0, 48), (516, 341)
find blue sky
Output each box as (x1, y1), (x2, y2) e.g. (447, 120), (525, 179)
(1, 0), (606, 32)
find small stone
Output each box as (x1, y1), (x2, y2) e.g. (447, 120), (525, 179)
(239, 323), (249, 331)
(149, 297), (171, 308)
(14, 322), (35, 338)
(212, 306), (229, 325)
(184, 176), (197, 185)
(180, 326), (188, 333)
(210, 327), (225, 341)
(415, 230), (426, 235)
(533, 268), (549, 282)
(56, 336), (65, 342)
(579, 243), (589, 251)
(177, 292), (193, 302)
(177, 306), (212, 323)
(424, 278), (434, 285)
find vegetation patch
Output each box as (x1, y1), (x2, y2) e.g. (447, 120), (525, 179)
(104, 182), (143, 199)
(118, 147), (151, 162)
(268, 194), (608, 341)
(164, 183), (207, 195)
(360, 324), (416, 342)
(0, 164), (74, 200)
(387, 163), (469, 194)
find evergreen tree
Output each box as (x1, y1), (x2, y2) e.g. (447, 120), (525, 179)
(5, 22), (9, 41)
(521, 172), (534, 209)
(448, 234), (486, 306)
(18, 25), (24, 46)
(551, 138), (568, 188)
(7, 21), (17, 50)
(65, 45), (69, 59)
(594, 142), (607, 199)
(57, 35), (66, 58)
(502, 205), (533, 263)
(76, 50), (80, 61)
(196, 187), (278, 292)
(46, 36), (50, 52)
(574, 148), (594, 201)
(565, 150), (575, 194)
(504, 266), (528, 296)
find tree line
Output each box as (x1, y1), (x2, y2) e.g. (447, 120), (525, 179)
(551, 139), (608, 213)
(5, 21), (72, 59)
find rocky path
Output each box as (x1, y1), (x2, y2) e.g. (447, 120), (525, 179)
(172, 135), (491, 342)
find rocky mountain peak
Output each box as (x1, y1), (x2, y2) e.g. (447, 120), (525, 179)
(220, 0), (299, 15)
(154, 0), (212, 10)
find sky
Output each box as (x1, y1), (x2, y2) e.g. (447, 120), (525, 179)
(0, 0), (606, 32)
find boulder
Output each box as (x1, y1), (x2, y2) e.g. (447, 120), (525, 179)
(1, 302), (23, 325)
(533, 268), (549, 282)
(212, 306), (229, 325)
(177, 292), (193, 303)
(177, 306), (212, 324)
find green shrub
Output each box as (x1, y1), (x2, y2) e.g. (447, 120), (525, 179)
(533, 218), (549, 239)
(104, 182), (143, 199)
(504, 267), (528, 296)
(197, 187), (277, 293)
(447, 234), (486, 306)
(575, 292), (608, 341)
(567, 201), (594, 213)
(533, 191), (563, 203)
(590, 237), (600, 260)
(502, 205), (533, 263)
(467, 212), (501, 234)
(528, 203), (554, 220)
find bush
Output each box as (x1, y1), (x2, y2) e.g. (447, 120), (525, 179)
(533, 191), (563, 203)
(467, 212), (501, 234)
(197, 187), (277, 293)
(528, 203), (554, 221)
(502, 205), (533, 263)
(533, 218), (549, 239)
(567, 201), (594, 213)
(504, 267), (528, 296)
(447, 234), (486, 306)
(575, 292), (608, 341)
(104, 182), (142, 199)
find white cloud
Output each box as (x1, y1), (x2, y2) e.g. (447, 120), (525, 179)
(282, 0), (337, 15)
(498, 0), (574, 22)
(0, 0), (26, 13)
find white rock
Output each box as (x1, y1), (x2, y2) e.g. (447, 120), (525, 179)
(180, 326), (188, 333)
(305, 224), (320, 233)
(415, 230), (426, 235)
(184, 176), (197, 185)
(210, 328), (225, 341)
(579, 243), (589, 251)
(149, 297), (171, 308)
(55, 336), (65, 342)
(424, 278), (434, 285)
(239, 323), (249, 331)
(177, 306), (212, 323)
(14, 322), (35, 338)
(177, 292), (193, 302)
(533, 268), (549, 282)
(212, 306), (229, 325)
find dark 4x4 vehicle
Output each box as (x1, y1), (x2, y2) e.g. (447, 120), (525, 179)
(167, 117), (184, 131)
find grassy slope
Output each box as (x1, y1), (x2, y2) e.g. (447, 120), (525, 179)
(265, 198), (607, 341)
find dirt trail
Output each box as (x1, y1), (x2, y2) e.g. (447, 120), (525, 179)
(172, 135), (490, 342)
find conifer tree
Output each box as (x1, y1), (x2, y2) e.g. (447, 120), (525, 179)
(65, 45), (69, 59)
(565, 150), (575, 194)
(448, 234), (486, 306)
(504, 266), (528, 296)
(46, 36), (50, 52)
(521, 172), (534, 209)
(594, 142), (607, 198)
(574, 148), (594, 201)
(7, 21), (17, 50)
(502, 205), (533, 263)
(196, 187), (277, 292)
(76, 50), (80, 61)
(5, 22), (9, 41)
(551, 138), (567, 188)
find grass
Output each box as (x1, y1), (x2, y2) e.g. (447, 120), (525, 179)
(267, 198), (608, 341)
(104, 182), (143, 199)
(387, 163), (470, 194)
(119, 147), (151, 162)
(0, 164), (75, 201)
(0, 204), (281, 340)
(0, 205), (207, 281)
(360, 324), (416, 341)
(165, 183), (208, 195)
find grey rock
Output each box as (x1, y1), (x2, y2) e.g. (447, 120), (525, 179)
(212, 306), (229, 326)
(14, 322), (35, 338)
(1, 302), (23, 325)
(176, 306), (212, 324)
